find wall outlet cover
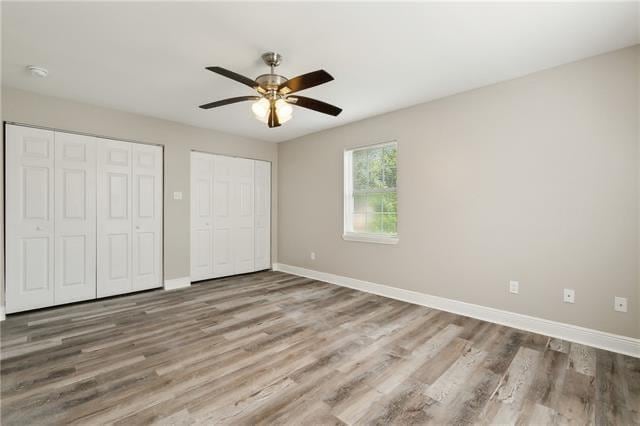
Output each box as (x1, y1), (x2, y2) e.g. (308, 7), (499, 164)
(509, 281), (519, 294)
(310, 252), (316, 260)
(563, 288), (575, 304)
(614, 296), (627, 313)
(173, 191), (183, 200)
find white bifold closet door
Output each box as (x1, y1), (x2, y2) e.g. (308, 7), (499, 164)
(6, 126), (98, 312)
(131, 144), (163, 291)
(254, 160), (271, 271)
(97, 140), (163, 297)
(232, 157), (255, 274)
(6, 124), (162, 313)
(6, 126), (57, 312)
(97, 140), (133, 297)
(213, 155), (236, 277)
(190, 152), (271, 282)
(191, 152), (214, 279)
(54, 132), (97, 305)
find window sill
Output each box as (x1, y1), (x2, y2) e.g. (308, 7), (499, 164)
(342, 233), (399, 245)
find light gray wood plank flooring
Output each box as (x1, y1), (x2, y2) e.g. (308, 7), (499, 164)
(1, 271), (638, 425)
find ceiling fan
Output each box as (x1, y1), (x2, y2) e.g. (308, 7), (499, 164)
(199, 52), (342, 128)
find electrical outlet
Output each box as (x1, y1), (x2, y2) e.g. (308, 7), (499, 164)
(563, 288), (575, 304)
(614, 297), (627, 313)
(310, 252), (316, 260)
(173, 191), (183, 200)
(509, 281), (519, 294)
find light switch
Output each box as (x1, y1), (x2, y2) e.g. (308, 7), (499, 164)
(173, 191), (183, 200)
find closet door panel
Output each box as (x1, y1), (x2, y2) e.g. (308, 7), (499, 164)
(190, 153), (214, 280)
(190, 153), (270, 281)
(97, 139), (133, 297)
(233, 158), (254, 274)
(213, 155), (235, 277)
(54, 132), (97, 304)
(254, 160), (271, 271)
(6, 125), (55, 313)
(132, 144), (163, 290)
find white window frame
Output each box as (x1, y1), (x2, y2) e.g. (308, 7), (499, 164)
(343, 141), (398, 245)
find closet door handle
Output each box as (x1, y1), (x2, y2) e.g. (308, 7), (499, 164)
(135, 225), (141, 230)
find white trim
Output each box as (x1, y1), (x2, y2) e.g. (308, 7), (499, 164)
(5, 121), (163, 147)
(343, 233), (399, 245)
(0, 306), (5, 322)
(164, 276), (191, 290)
(344, 149), (354, 235)
(272, 263), (640, 358)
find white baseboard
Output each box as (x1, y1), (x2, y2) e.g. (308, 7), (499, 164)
(273, 263), (640, 358)
(164, 276), (191, 291)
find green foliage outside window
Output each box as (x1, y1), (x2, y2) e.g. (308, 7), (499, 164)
(351, 144), (397, 235)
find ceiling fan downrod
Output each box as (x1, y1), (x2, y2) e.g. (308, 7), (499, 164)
(256, 52), (288, 97)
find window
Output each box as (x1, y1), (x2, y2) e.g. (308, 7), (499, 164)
(344, 141), (398, 244)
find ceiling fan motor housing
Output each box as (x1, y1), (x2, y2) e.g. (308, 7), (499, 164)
(258, 52), (287, 96)
(256, 73), (288, 93)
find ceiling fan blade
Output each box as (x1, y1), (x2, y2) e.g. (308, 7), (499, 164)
(278, 70), (334, 95)
(287, 96), (342, 116)
(206, 66), (257, 89)
(199, 96), (260, 110)
(268, 102), (281, 128)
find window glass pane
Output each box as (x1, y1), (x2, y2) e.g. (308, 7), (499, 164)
(367, 148), (384, 189)
(346, 143), (398, 239)
(352, 213), (366, 232)
(353, 150), (368, 191)
(384, 167), (397, 189)
(366, 193), (385, 213)
(381, 192), (397, 214)
(353, 194), (367, 213)
(383, 146), (397, 188)
(383, 213), (397, 234)
(365, 212), (383, 233)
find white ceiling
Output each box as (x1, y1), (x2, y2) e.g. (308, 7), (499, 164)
(2, 2), (638, 143)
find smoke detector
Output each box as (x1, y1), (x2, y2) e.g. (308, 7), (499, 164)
(27, 65), (48, 78)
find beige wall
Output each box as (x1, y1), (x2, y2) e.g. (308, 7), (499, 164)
(1, 87), (278, 288)
(278, 46), (640, 338)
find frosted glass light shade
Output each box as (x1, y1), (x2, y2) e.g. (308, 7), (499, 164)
(251, 98), (293, 125)
(275, 99), (292, 123)
(251, 98), (270, 122)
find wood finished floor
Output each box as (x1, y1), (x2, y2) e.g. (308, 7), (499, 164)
(1, 271), (638, 425)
